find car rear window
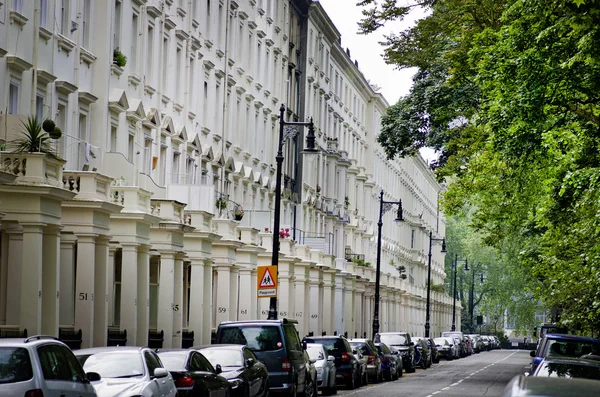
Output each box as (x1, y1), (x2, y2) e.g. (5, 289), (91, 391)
(0, 347), (33, 384)
(378, 334), (408, 346)
(304, 338), (346, 357)
(349, 342), (370, 356)
(219, 326), (284, 352)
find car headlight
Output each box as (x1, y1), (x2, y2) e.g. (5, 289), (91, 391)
(228, 379), (244, 389)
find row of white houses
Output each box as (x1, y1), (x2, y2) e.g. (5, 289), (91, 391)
(0, 0), (459, 348)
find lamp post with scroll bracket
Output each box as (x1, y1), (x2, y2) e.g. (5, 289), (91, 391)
(372, 190), (404, 339)
(464, 262), (484, 332)
(452, 254), (468, 331)
(267, 104), (317, 320)
(425, 231), (446, 338)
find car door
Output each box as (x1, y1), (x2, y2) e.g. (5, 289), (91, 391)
(36, 343), (96, 397)
(190, 352), (228, 397)
(283, 324), (306, 392)
(145, 350), (168, 397)
(244, 348), (262, 397)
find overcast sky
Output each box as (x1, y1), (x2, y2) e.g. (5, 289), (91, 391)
(317, 0), (436, 162)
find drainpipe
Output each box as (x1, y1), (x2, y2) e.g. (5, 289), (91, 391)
(184, 0), (193, 118)
(30, 0), (40, 116)
(218, 0), (232, 215)
(154, 1), (167, 184)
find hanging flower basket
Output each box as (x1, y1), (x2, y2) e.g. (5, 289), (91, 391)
(234, 209), (244, 221)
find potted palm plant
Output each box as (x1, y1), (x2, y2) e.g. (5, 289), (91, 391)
(11, 116), (60, 159)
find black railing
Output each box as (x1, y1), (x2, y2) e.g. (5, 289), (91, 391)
(148, 330), (164, 349)
(182, 330), (195, 348)
(107, 328), (127, 346)
(59, 328), (82, 350)
(215, 191), (244, 220)
(0, 328), (27, 338)
(291, 228), (336, 256)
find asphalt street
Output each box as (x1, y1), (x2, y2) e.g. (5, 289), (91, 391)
(333, 350), (531, 397)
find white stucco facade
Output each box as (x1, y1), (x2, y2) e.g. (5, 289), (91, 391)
(0, 0), (459, 346)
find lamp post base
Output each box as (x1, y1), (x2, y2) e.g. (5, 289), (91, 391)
(267, 297), (278, 320)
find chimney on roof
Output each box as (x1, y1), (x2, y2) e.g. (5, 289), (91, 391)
(355, 60), (359, 68)
(346, 48), (351, 57)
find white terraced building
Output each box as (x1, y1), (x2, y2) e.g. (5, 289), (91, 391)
(0, 0), (459, 348)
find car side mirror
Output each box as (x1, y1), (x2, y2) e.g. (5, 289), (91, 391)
(153, 368), (169, 378)
(246, 358), (255, 368)
(328, 355), (335, 362)
(530, 351), (536, 357)
(86, 372), (101, 382)
(215, 364), (223, 374)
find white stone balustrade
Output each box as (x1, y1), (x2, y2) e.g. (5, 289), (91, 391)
(0, 152), (64, 187)
(62, 171), (113, 202)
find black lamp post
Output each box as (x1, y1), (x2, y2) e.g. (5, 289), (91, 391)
(372, 190), (403, 339)
(425, 231), (446, 338)
(267, 104), (316, 320)
(451, 254), (468, 331)
(464, 262), (484, 332)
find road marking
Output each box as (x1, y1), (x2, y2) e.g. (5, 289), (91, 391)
(441, 387), (450, 390)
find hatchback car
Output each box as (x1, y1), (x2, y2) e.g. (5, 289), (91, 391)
(0, 336), (99, 397)
(195, 344), (269, 397)
(348, 339), (383, 383)
(529, 334), (600, 373)
(302, 335), (362, 389)
(75, 346), (177, 397)
(215, 319), (308, 396)
(374, 332), (416, 373)
(305, 343), (337, 395)
(531, 357), (600, 380)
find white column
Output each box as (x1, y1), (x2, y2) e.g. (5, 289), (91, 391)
(308, 269), (321, 336)
(0, 228), (9, 324)
(215, 265), (231, 324)
(158, 252), (175, 348)
(172, 254), (184, 348)
(202, 259), (214, 344)
(322, 271), (335, 335)
(344, 278), (354, 336)
(294, 264), (309, 336)
(136, 245), (151, 346)
(42, 226), (61, 336)
(238, 268), (253, 321)
(75, 234), (96, 348)
(93, 237), (110, 347)
(188, 258), (205, 342)
(107, 245), (117, 327)
(334, 275), (344, 335)
(229, 267), (239, 321)
(6, 229), (23, 325)
(59, 235), (77, 326)
(120, 243), (139, 345)
(20, 223), (45, 335)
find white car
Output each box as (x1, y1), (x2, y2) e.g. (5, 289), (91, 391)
(75, 346), (177, 397)
(0, 335), (98, 397)
(306, 343), (337, 395)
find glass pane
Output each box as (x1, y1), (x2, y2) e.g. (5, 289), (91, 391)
(283, 325), (301, 352)
(79, 352), (144, 378)
(145, 352), (161, 375)
(199, 348), (242, 368)
(0, 347), (33, 384)
(157, 352), (186, 371)
(219, 326), (283, 352)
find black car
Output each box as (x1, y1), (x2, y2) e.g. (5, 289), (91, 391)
(302, 335), (362, 389)
(374, 332), (416, 373)
(375, 343), (403, 380)
(157, 349), (231, 397)
(215, 319), (308, 396)
(196, 345), (270, 397)
(348, 339), (383, 383)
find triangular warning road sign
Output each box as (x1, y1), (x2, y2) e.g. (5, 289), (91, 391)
(259, 268), (276, 287)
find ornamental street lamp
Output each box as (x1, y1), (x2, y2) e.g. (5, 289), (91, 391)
(267, 104), (316, 320)
(425, 231), (446, 338)
(452, 254), (468, 331)
(372, 190), (404, 339)
(464, 262), (484, 332)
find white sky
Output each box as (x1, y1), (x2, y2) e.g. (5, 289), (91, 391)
(316, 0), (437, 162)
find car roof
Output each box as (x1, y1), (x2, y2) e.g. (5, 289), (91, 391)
(0, 336), (65, 347)
(348, 338), (369, 342)
(193, 344), (244, 350)
(377, 332), (409, 335)
(303, 336), (344, 340)
(539, 357), (600, 368)
(75, 346), (145, 355)
(544, 334), (600, 343)
(218, 319), (298, 326)
(507, 375), (600, 397)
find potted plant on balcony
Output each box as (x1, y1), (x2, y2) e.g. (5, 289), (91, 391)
(113, 48), (127, 67)
(216, 198), (228, 210)
(11, 116), (60, 159)
(234, 208), (244, 221)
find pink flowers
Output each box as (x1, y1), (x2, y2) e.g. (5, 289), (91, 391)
(279, 228), (290, 238)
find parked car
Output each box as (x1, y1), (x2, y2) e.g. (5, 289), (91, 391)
(412, 337), (432, 369)
(434, 337), (457, 360)
(302, 335), (362, 389)
(375, 342), (402, 380)
(462, 335), (473, 356)
(156, 349), (232, 397)
(352, 345), (369, 386)
(481, 335), (492, 351)
(195, 344), (270, 397)
(348, 339), (383, 383)
(303, 350), (318, 397)
(425, 338), (440, 364)
(75, 346), (177, 397)
(374, 332), (416, 373)
(442, 331), (465, 356)
(214, 319), (308, 396)
(502, 375), (600, 397)
(467, 334), (483, 353)
(0, 336), (99, 397)
(531, 357), (600, 380)
(529, 334), (600, 374)
(306, 343), (337, 395)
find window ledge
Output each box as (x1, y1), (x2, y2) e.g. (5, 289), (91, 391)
(39, 26), (53, 42)
(173, 102), (183, 113)
(144, 84), (156, 96)
(110, 63), (124, 77)
(9, 10), (28, 28)
(57, 33), (76, 54)
(128, 73), (142, 87)
(80, 47), (97, 65)
(192, 19), (199, 29)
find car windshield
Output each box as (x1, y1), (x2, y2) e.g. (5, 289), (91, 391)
(304, 338), (346, 358)
(219, 326), (283, 352)
(433, 338), (447, 346)
(537, 361), (600, 380)
(545, 340), (600, 358)
(199, 348), (243, 368)
(157, 353), (187, 371)
(307, 346), (325, 361)
(77, 352), (144, 378)
(378, 334), (408, 346)
(0, 347), (33, 384)
(349, 342), (370, 356)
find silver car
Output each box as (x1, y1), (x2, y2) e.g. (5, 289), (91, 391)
(306, 343), (337, 395)
(75, 346), (177, 397)
(0, 336), (98, 397)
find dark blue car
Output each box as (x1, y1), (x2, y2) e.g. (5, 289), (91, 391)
(529, 334), (600, 374)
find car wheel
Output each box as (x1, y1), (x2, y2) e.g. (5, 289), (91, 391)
(397, 364), (403, 378)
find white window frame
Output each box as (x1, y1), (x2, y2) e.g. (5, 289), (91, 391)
(8, 81), (20, 115)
